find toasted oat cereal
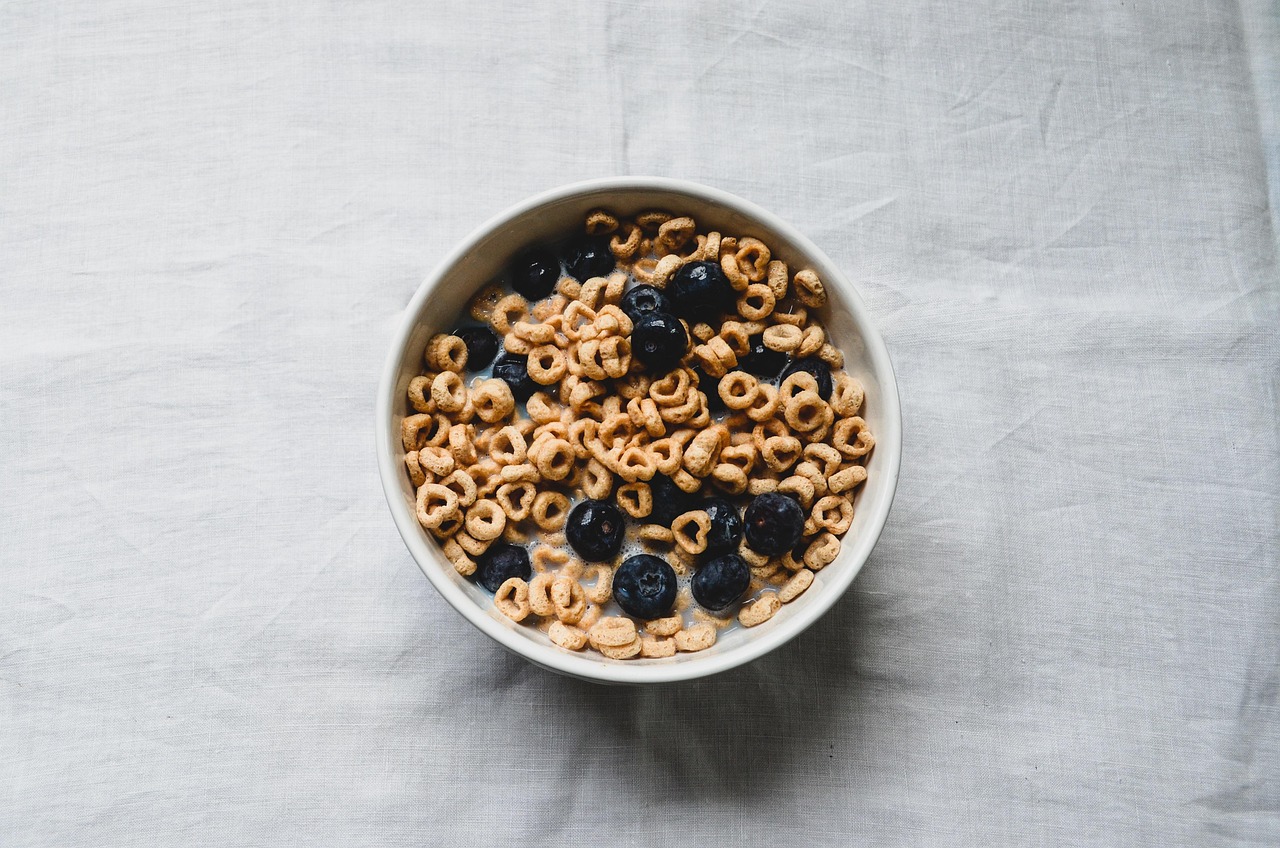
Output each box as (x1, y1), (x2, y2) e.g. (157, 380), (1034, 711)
(403, 207), (874, 660)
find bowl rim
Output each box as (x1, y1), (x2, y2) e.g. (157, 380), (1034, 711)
(376, 176), (902, 684)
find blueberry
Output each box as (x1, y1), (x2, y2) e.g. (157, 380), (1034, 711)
(702, 498), (743, 555)
(509, 247), (560, 300)
(668, 260), (734, 319)
(452, 326), (499, 371)
(614, 554), (678, 619)
(693, 367), (725, 413)
(565, 499), (625, 562)
(647, 475), (702, 527)
(620, 284), (673, 324)
(563, 235), (615, 281)
(778, 357), (833, 400)
(743, 492), (806, 556)
(691, 553), (750, 611)
(492, 353), (537, 401)
(630, 311), (688, 374)
(475, 542), (531, 593)
(737, 335), (788, 378)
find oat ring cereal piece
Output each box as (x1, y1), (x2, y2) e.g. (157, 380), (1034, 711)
(615, 481), (653, 519)
(415, 483), (459, 530)
(427, 371), (465, 414)
(762, 323), (802, 354)
(425, 334), (468, 373)
(533, 438), (575, 481)
(598, 335), (632, 378)
(495, 481), (536, 522)
(413, 445), (453, 478)
(494, 577), (531, 621)
(831, 374), (865, 417)
(585, 208), (619, 235)
(737, 283), (776, 321)
(439, 467), (478, 509)
(584, 457), (617, 500)
(401, 412), (447, 452)
(804, 442), (843, 477)
(718, 371), (760, 411)
(407, 375), (434, 413)
(655, 216), (696, 253)
(599, 637), (643, 660)
(610, 223), (643, 260)
(552, 576), (587, 624)
(829, 464), (869, 494)
(803, 532), (841, 570)
(647, 437), (683, 476)
(548, 620), (588, 651)
(719, 251), (749, 291)
(734, 237), (771, 281)
(530, 490), (570, 532)
(528, 573), (556, 616)
(638, 523), (675, 544)
(785, 391), (833, 435)
(649, 369), (692, 406)
(489, 425), (527, 466)
(635, 210), (671, 234)
(744, 383), (781, 422)
(739, 592), (783, 627)
(765, 259), (790, 300)
(587, 616), (638, 649)
(693, 336), (737, 378)
(833, 416), (875, 459)
(490, 294), (530, 335)
(404, 451), (428, 487)
(778, 568), (815, 603)
(782, 472), (820, 508)
(447, 423), (478, 466)
(640, 636), (677, 658)
(524, 344), (566, 385)
(672, 510), (712, 555)
(779, 370), (819, 403)
(583, 565), (614, 604)
(760, 435), (803, 473)
(710, 463), (749, 494)
(792, 268), (827, 308)
(674, 623), (717, 652)
(471, 378), (515, 424)
(682, 426), (727, 477)
(464, 499), (507, 541)
(811, 494), (855, 535)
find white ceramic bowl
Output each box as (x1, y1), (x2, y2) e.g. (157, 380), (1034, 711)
(377, 177), (901, 684)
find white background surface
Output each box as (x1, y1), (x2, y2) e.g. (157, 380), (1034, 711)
(3, 1), (1278, 845)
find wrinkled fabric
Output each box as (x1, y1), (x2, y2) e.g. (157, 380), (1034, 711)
(2, 1), (1277, 845)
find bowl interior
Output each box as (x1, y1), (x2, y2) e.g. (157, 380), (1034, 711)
(378, 179), (900, 683)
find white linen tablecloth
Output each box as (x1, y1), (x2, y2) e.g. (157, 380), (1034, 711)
(3, 1), (1277, 844)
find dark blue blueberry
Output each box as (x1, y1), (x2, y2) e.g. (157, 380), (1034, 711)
(778, 357), (833, 400)
(563, 235), (615, 281)
(620, 284), (673, 324)
(693, 367), (725, 413)
(691, 553), (750, 611)
(509, 247), (561, 300)
(702, 498), (743, 555)
(565, 499), (625, 562)
(668, 260), (734, 319)
(738, 335), (788, 378)
(630, 311), (688, 374)
(647, 475), (702, 527)
(475, 543), (531, 593)
(492, 353), (537, 401)
(614, 554), (678, 619)
(743, 492), (806, 556)
(452, 325), (499, 371)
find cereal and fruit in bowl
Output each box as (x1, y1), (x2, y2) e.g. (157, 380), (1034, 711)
(400, 209), (874, 660)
